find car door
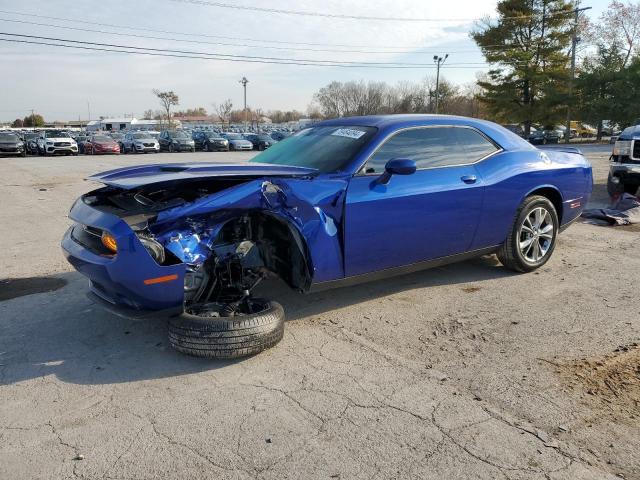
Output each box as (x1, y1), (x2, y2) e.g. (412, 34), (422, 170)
(344, 126), (499, 277)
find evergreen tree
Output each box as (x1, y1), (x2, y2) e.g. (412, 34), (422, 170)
(472, 0), (574, 135)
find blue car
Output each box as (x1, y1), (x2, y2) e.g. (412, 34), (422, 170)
(62, 115), (592, 358)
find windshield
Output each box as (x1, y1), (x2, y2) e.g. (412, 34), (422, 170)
(46, 131), (70, 138)
(251, 126), (376, 173)
(258, 135), (272, 141)
(25, 133), (38, 140)
(172, 131), (190, 139)
(206, 133), (222, 139)
(0, 133), (18, 141)
(132, 132), (150, 139)
(93, 135), (113, 142)
(224, 133), (242, 140)
(110, 133), (124, 139)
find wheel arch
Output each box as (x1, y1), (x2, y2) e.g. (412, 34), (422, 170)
(523, 185), (563, 223)
(215, 211), (314, 292)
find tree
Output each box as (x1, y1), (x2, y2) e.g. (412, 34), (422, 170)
(153, 90), (179, 128)
(23, 114), (45, 127)
(11, 118), (24, 128)
(472, 0), (574, 135)
(588, 0), (640, 68)
(142, 109), (155, 120)
(213, 99), (233, 128)
(174, 107), (208, 117)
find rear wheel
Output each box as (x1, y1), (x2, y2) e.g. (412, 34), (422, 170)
(168, 299), (285, 359)
(498, 195), (559, 273)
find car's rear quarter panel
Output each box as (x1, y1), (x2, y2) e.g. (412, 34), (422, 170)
(471, 149), (592, 249)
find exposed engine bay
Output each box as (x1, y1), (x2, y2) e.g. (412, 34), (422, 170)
(82, 179), (312, 313)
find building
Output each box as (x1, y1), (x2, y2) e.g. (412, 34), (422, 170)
(86, 117), (180, 132)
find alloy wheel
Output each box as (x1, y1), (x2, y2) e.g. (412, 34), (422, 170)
(518, 207), (555, 263)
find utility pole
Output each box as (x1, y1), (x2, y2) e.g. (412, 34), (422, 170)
(239, 77), (249, 131)
(87, 100), (91, 128)
(565, 2), (591, 143)
(433, 54), (448, 114)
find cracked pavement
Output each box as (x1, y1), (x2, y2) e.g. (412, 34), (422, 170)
(0, 147), (638, 479)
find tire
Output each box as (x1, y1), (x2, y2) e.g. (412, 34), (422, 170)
(207, 143), (213, 152)
(168, 299), (285, 359)
(169, 144), (174, 153)
(607, 173), (625, 198)
(497, 195), (559, 273)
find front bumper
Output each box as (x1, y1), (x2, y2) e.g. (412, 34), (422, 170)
(0, 146), (25, 155)
(61, 198), (186, 316)
(45, 144), (78, 154)
(133, 143), (160, 152)
(610, 163), (640, 183)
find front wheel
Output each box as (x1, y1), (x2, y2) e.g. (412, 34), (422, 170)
(497, 196), (559, 273)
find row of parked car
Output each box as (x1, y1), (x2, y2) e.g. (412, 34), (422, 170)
(0, 128), (293, 157)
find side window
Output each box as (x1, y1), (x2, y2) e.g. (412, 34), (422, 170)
(363, 127), (498, 174)
(454, 128), (498, 161)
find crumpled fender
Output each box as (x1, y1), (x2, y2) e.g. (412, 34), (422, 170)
(150, 176), (349, 284)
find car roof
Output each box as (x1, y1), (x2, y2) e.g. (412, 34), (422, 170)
(619, 125), (640, 140)
(317, 114), (535, 151)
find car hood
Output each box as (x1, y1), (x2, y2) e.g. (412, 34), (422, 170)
(229, 139), (252, 144)
(45, 137), (74, 142)
(87, 163), (318, 189)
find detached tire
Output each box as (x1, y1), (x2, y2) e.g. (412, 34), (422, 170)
(497, 195), (559, 273)
(168, 299), (284, 359)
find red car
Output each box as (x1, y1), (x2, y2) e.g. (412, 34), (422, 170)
(84, 135), (120, 155)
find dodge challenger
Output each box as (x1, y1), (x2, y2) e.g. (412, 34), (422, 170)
(62, 115), (593, 358)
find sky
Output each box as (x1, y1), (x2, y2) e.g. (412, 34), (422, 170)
(0, 0), (610, 122)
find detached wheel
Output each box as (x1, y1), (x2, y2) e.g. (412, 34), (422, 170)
(498, 195), (559, 273)
(168, 299), (284, 359)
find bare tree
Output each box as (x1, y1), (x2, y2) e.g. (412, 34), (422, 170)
(588, 0), (640, 67)
(153, 90), (179, 128)
(213, 99), (233, 128)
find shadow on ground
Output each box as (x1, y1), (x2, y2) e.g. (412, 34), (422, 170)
(0, 256), (513, 386)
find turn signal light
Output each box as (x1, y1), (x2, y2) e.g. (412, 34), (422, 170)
(101, 232), (118, 253)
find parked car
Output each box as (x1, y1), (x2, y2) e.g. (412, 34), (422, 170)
(528, 129), (560, 145)
(570, 121), (597, 138)
(244, 133), (275, 151)
(501, 124), (524, 137)
(23, 132), (40, 155)
(158, 130), (195, 152)
(121, 132), (160, 154)
(192, 131), (229, 152)
(270, 131), (290, 142)
(0, 132), (26, 157)
(75, 134), (89, 154)
(84, 135), (120, 155)
(221, 132), (253, 151)
(36, 130), (78, 156)
(62, 115), (592, 359)
(608, 124), (640, 197)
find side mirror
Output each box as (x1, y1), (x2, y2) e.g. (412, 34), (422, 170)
(376, 158), (417, 185)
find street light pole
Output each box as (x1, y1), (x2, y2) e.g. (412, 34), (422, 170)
(565, 3), (591, 144)
(239, 77), (249, 131)
(433, 54), (448, 114)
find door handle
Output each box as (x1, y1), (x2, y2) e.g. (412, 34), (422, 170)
(461, 175), (477, 184)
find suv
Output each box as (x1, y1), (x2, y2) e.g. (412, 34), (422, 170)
(608, 124), (640, 197)
(192, 131), (229, 151)
(121, 132), (160, 154)
(158, 130), (195, 152)
(36, 130), (78, 156)
(244, 133), (275, 150)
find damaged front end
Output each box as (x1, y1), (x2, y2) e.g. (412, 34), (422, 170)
(62, 164), (347, 316)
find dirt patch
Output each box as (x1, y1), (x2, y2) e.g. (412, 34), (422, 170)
(0, 277), (67, 301)
(559, 344), (640, 423)
(461, 286), (482, 293)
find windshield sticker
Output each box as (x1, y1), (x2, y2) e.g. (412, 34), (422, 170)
(331, 128), (366, 140)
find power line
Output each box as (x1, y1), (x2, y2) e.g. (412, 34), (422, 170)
(0, 9), (577, 53)
(0, 36), (490, 69)
(0, 32), (463, 66)
(169, 0), (575, 23)
(0, 17), (487, 55)
(0, 17), (586, 57)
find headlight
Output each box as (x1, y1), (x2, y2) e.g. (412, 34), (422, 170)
(138, 236), (165, 264)
(613, 140), (631, 156)
(46, 141), (53, 145)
